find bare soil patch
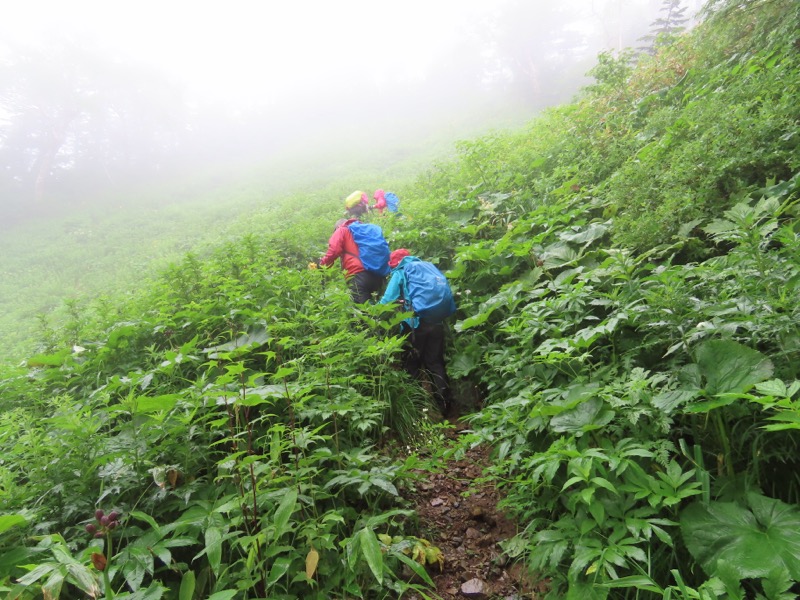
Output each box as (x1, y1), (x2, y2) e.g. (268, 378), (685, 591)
(403, 420), (549, 599)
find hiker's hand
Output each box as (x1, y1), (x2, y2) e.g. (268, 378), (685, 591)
(308, 262), (318, 270)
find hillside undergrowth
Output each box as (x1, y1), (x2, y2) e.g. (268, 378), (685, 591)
(2, 0), (800, 598)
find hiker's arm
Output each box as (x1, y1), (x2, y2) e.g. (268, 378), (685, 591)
(379, 272), (402, 304)
(319, 229), (345, 267)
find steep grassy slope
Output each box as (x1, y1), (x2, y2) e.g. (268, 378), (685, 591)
(1, 1), (799, 598)
(0, 108), (504, 364)
(407, 0), (800, 596)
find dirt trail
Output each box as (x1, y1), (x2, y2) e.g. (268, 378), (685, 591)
(404, 420), (549, 599)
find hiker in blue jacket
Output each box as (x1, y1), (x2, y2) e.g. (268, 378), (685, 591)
(380, 248), (456, 417)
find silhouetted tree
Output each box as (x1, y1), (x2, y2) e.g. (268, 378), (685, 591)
(478, 0), (673, 108)
(0, 41), (185, 211)
(481, 1), (591, 107)
(637, 0), (690, 55)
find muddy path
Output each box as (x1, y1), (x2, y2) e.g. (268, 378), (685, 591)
(402, 420), (549, 599)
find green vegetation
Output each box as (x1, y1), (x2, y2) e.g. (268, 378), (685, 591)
(0, 165), (427, 362)
(1, 0), (799, 598)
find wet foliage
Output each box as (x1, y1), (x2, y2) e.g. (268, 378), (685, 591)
(2, 0), (800, 598)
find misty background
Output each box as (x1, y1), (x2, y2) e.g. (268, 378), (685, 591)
(0, 0), (704, 222)
(0, 0), (703, 359)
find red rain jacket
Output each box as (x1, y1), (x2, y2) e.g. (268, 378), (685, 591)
(319, 218), (364, 277)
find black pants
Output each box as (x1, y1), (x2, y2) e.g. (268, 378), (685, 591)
(403, 321), (452, 412)
(347, 271), (385, 304)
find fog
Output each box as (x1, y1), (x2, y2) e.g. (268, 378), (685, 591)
(0, 0), (705, 223)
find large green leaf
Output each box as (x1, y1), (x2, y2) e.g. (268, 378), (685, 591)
(449, 350), (479, 378)
(456, 282), (525, 331)
(16, 562), (58, 587)
(238, 384), (285, 406)
(0, 546), (33, 578)
(695, 340), (773, 395)
(26, 348), (73, 367)
(652, 389), (699, 413)
(541, 241), (579, 269)
(134, 393), (181, 413)
(204, 526), (223, 577)
(394, 551), (435, 586)
(357, 528), (384, 585)
(266, 555), (293, 586)
(680, 492), (800, 580)
(179, 570), (195, 600)
(121, 545), (152, 592)
(207, 591), (237, 600)
(566, 578), (609, 599)
(0, 514), (27, 536)
(550, 397), (614, 436)
(558, 221), (610, 247)
(272, 488), (298, 539)
(203, 326), (270, 358)
(132, 582), (167, 599)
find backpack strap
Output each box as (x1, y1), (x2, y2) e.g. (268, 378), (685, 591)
(341, 224), (360, 262)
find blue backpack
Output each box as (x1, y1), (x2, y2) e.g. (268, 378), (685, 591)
(347, 222), (390, 277)
(402, 260), (456, 323)
(385, 192), (400, 213)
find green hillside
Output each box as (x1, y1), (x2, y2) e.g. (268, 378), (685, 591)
(1, 0), (799, 598)
(0, 139), (455, 363)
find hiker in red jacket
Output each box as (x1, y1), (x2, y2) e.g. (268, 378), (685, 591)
(317, 218), (388, 304)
